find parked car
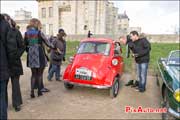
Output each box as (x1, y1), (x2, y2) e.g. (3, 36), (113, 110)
(63, 38), (124, 98)
(156, 50), (180, 119)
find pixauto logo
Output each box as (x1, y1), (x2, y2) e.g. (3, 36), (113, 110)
(125, 106), (167, 113)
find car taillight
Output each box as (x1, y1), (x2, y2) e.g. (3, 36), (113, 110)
(112, 58), (118, 66)
(69, 56), (74, 63)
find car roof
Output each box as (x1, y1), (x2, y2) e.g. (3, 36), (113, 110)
(81, 38), (114, 43)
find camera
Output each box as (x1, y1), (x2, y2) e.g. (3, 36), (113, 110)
(126, 35), (132, 58)
(126, 35), (132, 43)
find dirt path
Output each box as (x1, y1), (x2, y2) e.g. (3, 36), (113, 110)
(8, 62), (162, 119)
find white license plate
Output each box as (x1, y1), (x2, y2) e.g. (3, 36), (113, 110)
(75, 68), (92, 80)
(75, 68), (92, 77)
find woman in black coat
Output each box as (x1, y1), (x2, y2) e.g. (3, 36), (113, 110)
(6, 19), (25, 112)
(0, 13), (10, 120)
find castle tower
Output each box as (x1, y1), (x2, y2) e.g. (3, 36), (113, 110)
(37, 0), (120, 35)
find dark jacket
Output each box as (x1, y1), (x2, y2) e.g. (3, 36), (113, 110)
(62, 39), (66, 58)
(50, 37), (65, 65)
(127, 37), (151, 64)
(6, 27), (25, 76)
(87, 31), (93, 38)
(0, 16), (10, 80)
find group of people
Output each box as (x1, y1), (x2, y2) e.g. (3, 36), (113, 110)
(0, 14), (66, 119)
(0, 12), (151, 120)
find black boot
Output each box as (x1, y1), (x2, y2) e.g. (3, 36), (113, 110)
(30, 90), (35, 98)
(125, 80), (134, 86)
(14, 106), (21, 112)
(131, 80), (139, 87)
(38, 90), (43, 97)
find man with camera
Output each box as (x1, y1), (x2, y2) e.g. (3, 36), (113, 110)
(120, 34), (138, 88)
(47, 29), (66, 81)
(120, 31), (151, 92)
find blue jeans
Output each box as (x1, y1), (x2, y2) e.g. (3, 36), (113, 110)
(0, 80), (8, 120)
(48, 64), (60, 80)
(136, 63), (149, 91)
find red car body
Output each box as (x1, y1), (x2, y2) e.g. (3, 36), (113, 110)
(63, 38), (124, 97)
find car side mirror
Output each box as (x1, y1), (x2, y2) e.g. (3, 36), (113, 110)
(114, 42), (122, 56)
(114, 49), (121, 57)
(114, 50), (119, 54)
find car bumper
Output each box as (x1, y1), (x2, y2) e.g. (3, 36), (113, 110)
(168, 107), (180, 118)
(63, 79), (111, 89)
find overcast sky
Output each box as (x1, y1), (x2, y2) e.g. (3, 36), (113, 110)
(1, 0), (179, 34)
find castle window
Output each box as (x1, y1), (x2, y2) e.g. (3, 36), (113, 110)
(49, 7), (53, 17)
(83, 0), (85, 4)
(84, 25), (87, 30)
(42, 8), (46, 18)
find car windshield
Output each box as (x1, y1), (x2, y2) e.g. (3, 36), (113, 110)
(77, 41), (111, 56)
(168, 51), (180, 65)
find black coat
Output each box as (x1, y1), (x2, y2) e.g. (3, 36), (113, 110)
(6, 28), (25, 77)
(127, 38), (151, 64)
(0, 17), (10, 80)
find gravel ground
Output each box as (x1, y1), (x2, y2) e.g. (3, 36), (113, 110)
(7, 62), (162, 119)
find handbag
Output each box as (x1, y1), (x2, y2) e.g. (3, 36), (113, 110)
(52, 51), (63, 61)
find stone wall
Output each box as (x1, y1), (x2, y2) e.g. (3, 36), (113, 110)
(65, 34), (179, 43)
(146, 34), (179, 43)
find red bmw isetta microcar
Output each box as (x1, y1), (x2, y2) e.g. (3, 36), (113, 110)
(63, 38), (124, 98)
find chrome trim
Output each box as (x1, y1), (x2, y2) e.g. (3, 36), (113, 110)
(168, 108), (180, 118)
(157, 60), (174, 93)
(63, 79), (111, 89)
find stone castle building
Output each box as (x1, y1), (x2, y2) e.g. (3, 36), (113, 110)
(117, 11), (130, 34)
(37, 0), (129, 36)
(14, 8), (32, 35)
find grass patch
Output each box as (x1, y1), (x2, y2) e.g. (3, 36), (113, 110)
(121, 43), (179, 73)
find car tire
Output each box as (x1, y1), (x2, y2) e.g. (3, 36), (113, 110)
(64, 82), (74, 90)
(110, 77), (119, 98)
(162, 88), (175, 120)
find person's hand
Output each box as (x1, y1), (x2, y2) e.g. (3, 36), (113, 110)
(56, 48), (62, 54)
(119, 37), (127, 45)
(132, 53), (139, 58)
(47, 48), (51, 53)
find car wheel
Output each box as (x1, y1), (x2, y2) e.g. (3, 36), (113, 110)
(110, 77), (119, 98)
(162, 88), (175, 120)
(64, 82), (74, 90)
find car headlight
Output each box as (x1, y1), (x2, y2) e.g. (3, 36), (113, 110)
(174, 89), (180, 102)
(112, 59), (118, 66)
